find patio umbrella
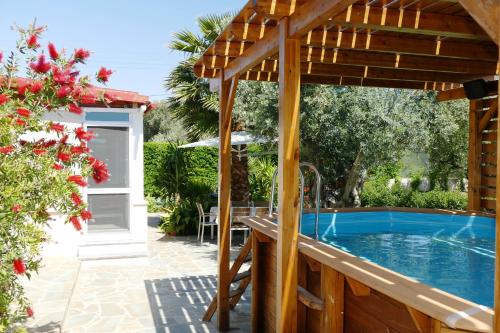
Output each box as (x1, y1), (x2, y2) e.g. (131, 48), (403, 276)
(178, 131), (269, 148)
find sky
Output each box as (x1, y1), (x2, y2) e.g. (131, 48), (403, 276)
(0, 0), (247, 101)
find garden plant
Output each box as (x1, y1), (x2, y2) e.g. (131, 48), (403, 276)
(0, 23), (110, 330)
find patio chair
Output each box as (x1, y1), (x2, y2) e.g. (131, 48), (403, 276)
(196, 203), (218, 244)
(230, 207), (252, 246)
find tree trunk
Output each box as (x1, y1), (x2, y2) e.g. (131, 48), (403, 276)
(339, 150), (365, 207)
(231, 144), (250, 204)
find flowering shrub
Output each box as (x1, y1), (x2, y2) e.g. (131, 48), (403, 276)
(0, 23), (111, 330)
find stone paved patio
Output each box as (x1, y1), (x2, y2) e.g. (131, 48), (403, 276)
(22, 215), (251, 333)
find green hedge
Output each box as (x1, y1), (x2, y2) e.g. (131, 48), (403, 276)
(361, 181), (467, 210)
(144, 142), (218, 199)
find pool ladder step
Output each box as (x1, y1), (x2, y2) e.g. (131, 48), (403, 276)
(202, 235), (253, 321)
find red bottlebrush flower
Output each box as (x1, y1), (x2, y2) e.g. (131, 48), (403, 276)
(27, 34), (39, 49)
(91, 159), (110, 184)
(60, 134), (69, 144)
(57, 151), (72, 162)
(11, 204), (22, 213)
(14, 118), (26, 127)
(43, 140), (57, 148)
(0, 51), (3, 63)
(29, 55), (51, 73)
(56, 85), (72, 98)
(70, 145), (89, 155)
(68, 175), (87, 187)
(53, 67), (75, 86)
(70, 216), (82, 231)
(29, 81), (43, 94)
(13, 259), (26, 275)
(53, 163), (64, 170)
(0, 146), (14, 154)
(68, 103), (83, 115)
(0, 94), (9, 105)
(75, 127), (94, 141)
(71, 192), (83, 206)
(50, 122), (65, 133)
(16, 108), (31, 118)
(33, 148), (47, 156)
(73, 48), (90, 63)
(17, 82), (29, 96)
(80, 210), (92, 221)
(96, 67), (113, 83)
(26, 307), (34, 318)
(48, 42), (59, 60)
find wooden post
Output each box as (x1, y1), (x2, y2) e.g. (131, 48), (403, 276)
(467, 100), (481, 211)
(251, 231), (260, 333)
(494, 43), (500, 331)
(276, 16), (301, 333)
(320, 265), (344, 333)
(217, 72), (238, 331)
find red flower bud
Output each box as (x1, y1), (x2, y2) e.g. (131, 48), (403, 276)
(29, 55), (51, 74)
(57, 151), (72, 162)
(27, 34), (39, 49)
(73, 48), (90, 63)
(26, 307), (34, 318)
(11, 204), (22, 213)
(71, 192), (83, 206)
(80, 210), (92, 221)
(13, 259), (26, 275)
(0, 94), (9, 105)
(50, 122), (65, 133)
(53, 163), (64, 170)
(70, 216), (82, 231)
(48, 42), (59, 60)
(33, 148), (47, 156)
(97, 67), (113, 83)
(75, 127), (94, 141)
(14, 118), (26, 127)
(0, 146), (14, 154)
(16, 108), (31, 118)
(68, 103), (83, 115)
(56, 85), (72, 98)
(17, 82), (29, 96)
(67, 175), (87, 187)
(29, 81), (43, 94)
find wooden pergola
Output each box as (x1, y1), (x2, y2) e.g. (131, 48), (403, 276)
(193, 1), (500, 332)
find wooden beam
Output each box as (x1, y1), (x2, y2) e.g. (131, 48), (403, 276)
(406, 306), (431, 333)
(437, 81), (498, 101)
(297, 286), (324, 311)
(495, 48), (500, 333)
(345, 276), (371, 297)
(320, 265), (344, 333)
(217, 73), (238, 331)
(203, 47), (497, 75)
(224, 0), (358, 81)
(224, 24), (498, 61)
(331, 4), (489, 40)
(276, 17), (301, 333)
(459, 0), (499, 45)
(251, 231), (260, 333)
(468, 100), (481, 211)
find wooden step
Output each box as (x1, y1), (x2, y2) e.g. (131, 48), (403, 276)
(298, 286), (324, 311)
(230, 287), (246, 299)
(232, 270), (251, 283)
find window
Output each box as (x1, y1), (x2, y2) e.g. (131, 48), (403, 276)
(87, 126), (130, 232)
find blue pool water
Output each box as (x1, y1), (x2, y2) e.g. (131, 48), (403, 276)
(300, 211), (495, 308)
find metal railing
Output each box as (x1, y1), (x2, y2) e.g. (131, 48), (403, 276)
(268, 162), (322, 239)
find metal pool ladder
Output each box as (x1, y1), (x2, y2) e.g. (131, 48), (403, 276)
(268, 162), (322, 240)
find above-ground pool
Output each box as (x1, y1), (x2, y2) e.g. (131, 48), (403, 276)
(300, 210), (495, 308)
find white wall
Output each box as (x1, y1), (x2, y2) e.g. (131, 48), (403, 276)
(33, 107), (148, 259)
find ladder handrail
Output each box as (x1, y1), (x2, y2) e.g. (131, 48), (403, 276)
(268, 162), (321, 239)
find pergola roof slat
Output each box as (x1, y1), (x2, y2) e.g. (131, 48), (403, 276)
(194, 0), (499, 91)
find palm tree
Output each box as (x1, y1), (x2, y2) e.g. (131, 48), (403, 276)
(166, 13), (250, 204)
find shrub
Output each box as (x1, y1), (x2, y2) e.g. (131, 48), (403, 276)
(0, 24), (111, 329)
(248, 156), (276, 202)
(160, 199), (199, 236)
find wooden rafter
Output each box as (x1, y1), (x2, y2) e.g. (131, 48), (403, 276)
(437, 81), (498, 101)
(222, 23), (498, 61)
(330, 4), (489, 40)
(458, 0), (499, 45)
